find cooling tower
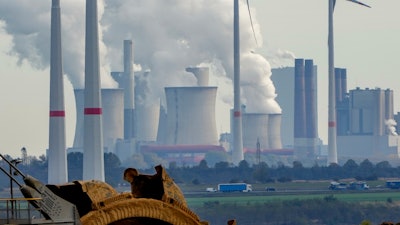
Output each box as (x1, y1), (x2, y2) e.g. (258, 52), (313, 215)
(242, 113), (269, 150)
(268, 114), (283, 149)
(294, 58), (306, 138)
(83, 0), (104, 181)
(185, 67), (210, 86)
(73, 89), (124, 154)
(123, 40), (135, 140)
(136, 102), (160, 142)
(164, 87), (218, 145)
(48, 0), (67, 184)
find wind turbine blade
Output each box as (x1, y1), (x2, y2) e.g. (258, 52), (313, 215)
(333, 0), (336, 10)
(346, 0), (371, 8)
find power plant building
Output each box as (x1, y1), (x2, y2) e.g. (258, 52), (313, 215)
(336, 86), (400, 160)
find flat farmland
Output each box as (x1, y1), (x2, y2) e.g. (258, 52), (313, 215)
(185, 190), (400, 207)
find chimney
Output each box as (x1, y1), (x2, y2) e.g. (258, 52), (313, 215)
(294, 58), (306, 139)
(123, 40), (135, 140)
(335, 68), (342, 103)
(48, 0), (68, 184)
(304, 59), (317, 139)
(83, 0), (104, 181)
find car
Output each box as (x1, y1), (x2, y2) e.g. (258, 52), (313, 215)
(206, 187), (217, 192)
(265, 187), (276, 192)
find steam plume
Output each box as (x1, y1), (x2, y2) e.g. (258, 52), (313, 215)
(0, 0), (281, 113)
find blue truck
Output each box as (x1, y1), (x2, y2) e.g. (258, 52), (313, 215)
(218, 183), (252, 192)
(386, 180), (400, 189)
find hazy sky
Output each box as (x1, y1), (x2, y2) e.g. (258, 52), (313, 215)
(0, 0), (398, 158)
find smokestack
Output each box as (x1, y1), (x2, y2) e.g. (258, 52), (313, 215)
(185, 67), (210, 86)
(123, 40), (135, 140)
(385, 89), (394, 120)
(48, 0), (67, 184)
(83, 0), (104, 181)
(335, 68), (342, 103)
(294, 58), (306, 139)
(304, 59), (316, 139)
(232, 0), (244, 165)
(340, 68), (347, 98)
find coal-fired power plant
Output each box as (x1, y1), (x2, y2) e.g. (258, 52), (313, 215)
(45, 0), (289, 175)
(48, 0), (67, 184)
(83, 0), (104, 181)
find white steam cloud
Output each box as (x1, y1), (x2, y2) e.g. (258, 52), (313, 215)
(385, 119), (398, 136)
(0, 0), (281, 113)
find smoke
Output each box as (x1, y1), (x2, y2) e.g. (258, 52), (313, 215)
(385, 119), (398, 136)
(266, 48), (296, 68)
(0, 0), (116, 88)
(0, 0), (281, 113)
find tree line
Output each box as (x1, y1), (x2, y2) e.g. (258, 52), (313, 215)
(1, 152), (400, 190)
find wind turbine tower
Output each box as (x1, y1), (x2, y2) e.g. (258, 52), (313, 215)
(48, 0), (67, 184)
(83, 0), (105, 181)
(327, 0), (370, 165)
(232, 0), (244, 165)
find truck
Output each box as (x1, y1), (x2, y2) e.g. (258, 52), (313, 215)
(218, 183), (252, 192)
(386, 180), (400, 189)
(329, 181), (347, 190)
(348, 181), (369, 190)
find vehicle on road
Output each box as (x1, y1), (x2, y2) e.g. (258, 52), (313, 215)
(348, 181), (369, 190)
(329, 181), (347, 190)
(386, 180), (400, 189)
(265, 187), (276, 192)
(218, 183), (252, 192)
(206, 187), (217, 192)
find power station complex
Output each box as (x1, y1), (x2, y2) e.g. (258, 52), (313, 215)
(46, 0), (400, 183)
(272, 63), (400, 164)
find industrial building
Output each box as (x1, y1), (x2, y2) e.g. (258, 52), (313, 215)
(336, 85), (400, 161)
(272, 60), (400, 162)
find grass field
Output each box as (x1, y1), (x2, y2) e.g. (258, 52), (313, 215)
(185, 191), (400, 207)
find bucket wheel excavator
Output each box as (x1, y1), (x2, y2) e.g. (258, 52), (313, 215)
(0, 154), (236, 225)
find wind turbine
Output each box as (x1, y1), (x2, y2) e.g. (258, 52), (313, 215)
(327, 0), (370, 165)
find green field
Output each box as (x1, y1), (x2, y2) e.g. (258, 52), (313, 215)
(186, 191), (400, 207)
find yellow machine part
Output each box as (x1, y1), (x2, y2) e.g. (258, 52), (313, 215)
(80, 197), (208, 225)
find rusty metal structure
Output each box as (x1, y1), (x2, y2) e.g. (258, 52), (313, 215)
(1, 154), (238, 225)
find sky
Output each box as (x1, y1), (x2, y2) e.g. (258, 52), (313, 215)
(0, 0), (399, 158)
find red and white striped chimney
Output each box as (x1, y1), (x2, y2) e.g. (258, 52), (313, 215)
(48, 0), (67, 184)
(83, 0), (104, 181)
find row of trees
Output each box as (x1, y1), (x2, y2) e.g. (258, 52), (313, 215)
(2, 152), (400, 189)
